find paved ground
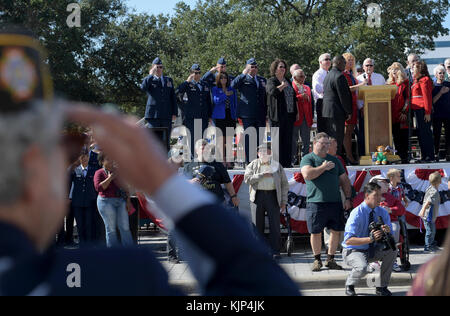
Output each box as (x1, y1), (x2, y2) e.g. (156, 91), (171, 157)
(136, 229), (441, 296)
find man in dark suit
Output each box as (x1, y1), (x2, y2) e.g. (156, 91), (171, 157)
(140, 57), (178, 136)
(322, 56), (353, 156)
(231, 58), (267, 162)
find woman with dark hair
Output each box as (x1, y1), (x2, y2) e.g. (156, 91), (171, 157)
(266, 59), (297, 168)
(94, 153), (134, 247)
(411, 60), (435, 162)
(211, 72), (237, 167)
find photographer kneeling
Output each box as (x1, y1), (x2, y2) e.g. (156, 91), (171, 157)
(342, 182), (396, 296)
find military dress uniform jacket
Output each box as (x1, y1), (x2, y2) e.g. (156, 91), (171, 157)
(0, 176), (299, 296)
(201, 71), (235, 88)
(176, 81), (212, 121)
(231, 74), (267, 120)
(69, 166), (97, 208)
(140, 75), (177, 120)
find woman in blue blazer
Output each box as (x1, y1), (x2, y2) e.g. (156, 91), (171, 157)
(211, 72), (237, 166)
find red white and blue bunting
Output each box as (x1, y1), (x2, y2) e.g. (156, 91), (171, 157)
(230, 164), (450, 233)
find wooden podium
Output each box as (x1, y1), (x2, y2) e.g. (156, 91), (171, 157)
(358, 85), (401, 165)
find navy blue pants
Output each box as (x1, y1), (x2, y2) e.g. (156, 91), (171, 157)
(413, 109), (434, 160)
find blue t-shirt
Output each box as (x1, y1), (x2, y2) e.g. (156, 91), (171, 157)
(342, 201), (393, 250)
(432, 82), (450, 119)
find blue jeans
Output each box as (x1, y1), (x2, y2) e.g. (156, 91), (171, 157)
(423, 220), (436, 249)
(97, 197), (134, 248)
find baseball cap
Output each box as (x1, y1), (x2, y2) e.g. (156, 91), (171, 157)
(369, 175), (389, 183)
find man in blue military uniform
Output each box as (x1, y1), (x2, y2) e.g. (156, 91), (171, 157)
(69, 149), (98, 246)
(201, 57), (235, 88)
(140, 57), (177, 136)
(231, 58), (267, 162)
(176, 64), (212, 154)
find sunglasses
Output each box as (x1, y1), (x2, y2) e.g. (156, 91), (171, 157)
(323, 58), (331, 61)
(251, 65), (258, 69)
(194, 72), (201, 74)
(157, 66), (164, 69)
(365, 65), (374, 67)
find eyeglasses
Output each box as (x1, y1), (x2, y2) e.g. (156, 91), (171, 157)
(317, 141), (331, 146)
(447, 66), (450, 69)
(364, 65), (374, 67)
(251, 65), (258, 69)
(437, 72), (445, 75)
(323, 58), (331, 61)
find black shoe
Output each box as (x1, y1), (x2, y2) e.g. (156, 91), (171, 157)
(375, 287), (392, 296)
(345, 285), (357, 296)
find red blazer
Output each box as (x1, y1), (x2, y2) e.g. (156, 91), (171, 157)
(292, 82), (313, 127)
(411, 76), (433, 115)
(391, 80), (410, 124)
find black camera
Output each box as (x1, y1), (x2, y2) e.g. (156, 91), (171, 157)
(194, 165), (215, 187)
(369, 216), (397, 251)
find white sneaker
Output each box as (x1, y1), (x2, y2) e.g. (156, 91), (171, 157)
(367, 261), (381, 273)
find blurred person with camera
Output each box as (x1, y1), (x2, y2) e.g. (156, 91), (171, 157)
(94, 153), (134, 248)
(183, 139), (239, 208)
(244, 144), (289, 259)
(342, 182), (396, 296)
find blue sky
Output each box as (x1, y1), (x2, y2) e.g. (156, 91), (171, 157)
(126, 0), (197, 15)
(126, 0), (450, 29)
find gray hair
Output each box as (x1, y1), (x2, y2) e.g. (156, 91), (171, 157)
(293, 69), (304, 77)
(363, 58), (375, 66)
(319, 53), (331, 63)
(0, 102), (62, 205)
(445, 58), (450, 66)
(434, 65), (446, 77)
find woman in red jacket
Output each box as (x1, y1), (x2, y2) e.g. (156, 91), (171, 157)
(411, 60), (435, 162)
(387, 63), (410, 164)
(292, 68), (313, 162)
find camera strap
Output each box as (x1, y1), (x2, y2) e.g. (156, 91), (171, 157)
(368, 209), (375, 258)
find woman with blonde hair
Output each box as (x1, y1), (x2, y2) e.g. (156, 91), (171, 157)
(387, 62), (410, 163)
(342, 53), (366, 164)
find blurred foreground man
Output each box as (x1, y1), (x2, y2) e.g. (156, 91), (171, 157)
(0, 28), (299, 296)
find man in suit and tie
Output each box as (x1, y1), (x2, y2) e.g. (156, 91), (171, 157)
(231, 58), (267, 162)
(140, 57), (178, 136)
(322, 55), (353, 156)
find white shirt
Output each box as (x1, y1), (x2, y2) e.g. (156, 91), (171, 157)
(356, 72), (386, 109)
(312, 68), (328, 101)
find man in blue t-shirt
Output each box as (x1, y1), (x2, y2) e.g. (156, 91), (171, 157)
(342, 182), (396, 296)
